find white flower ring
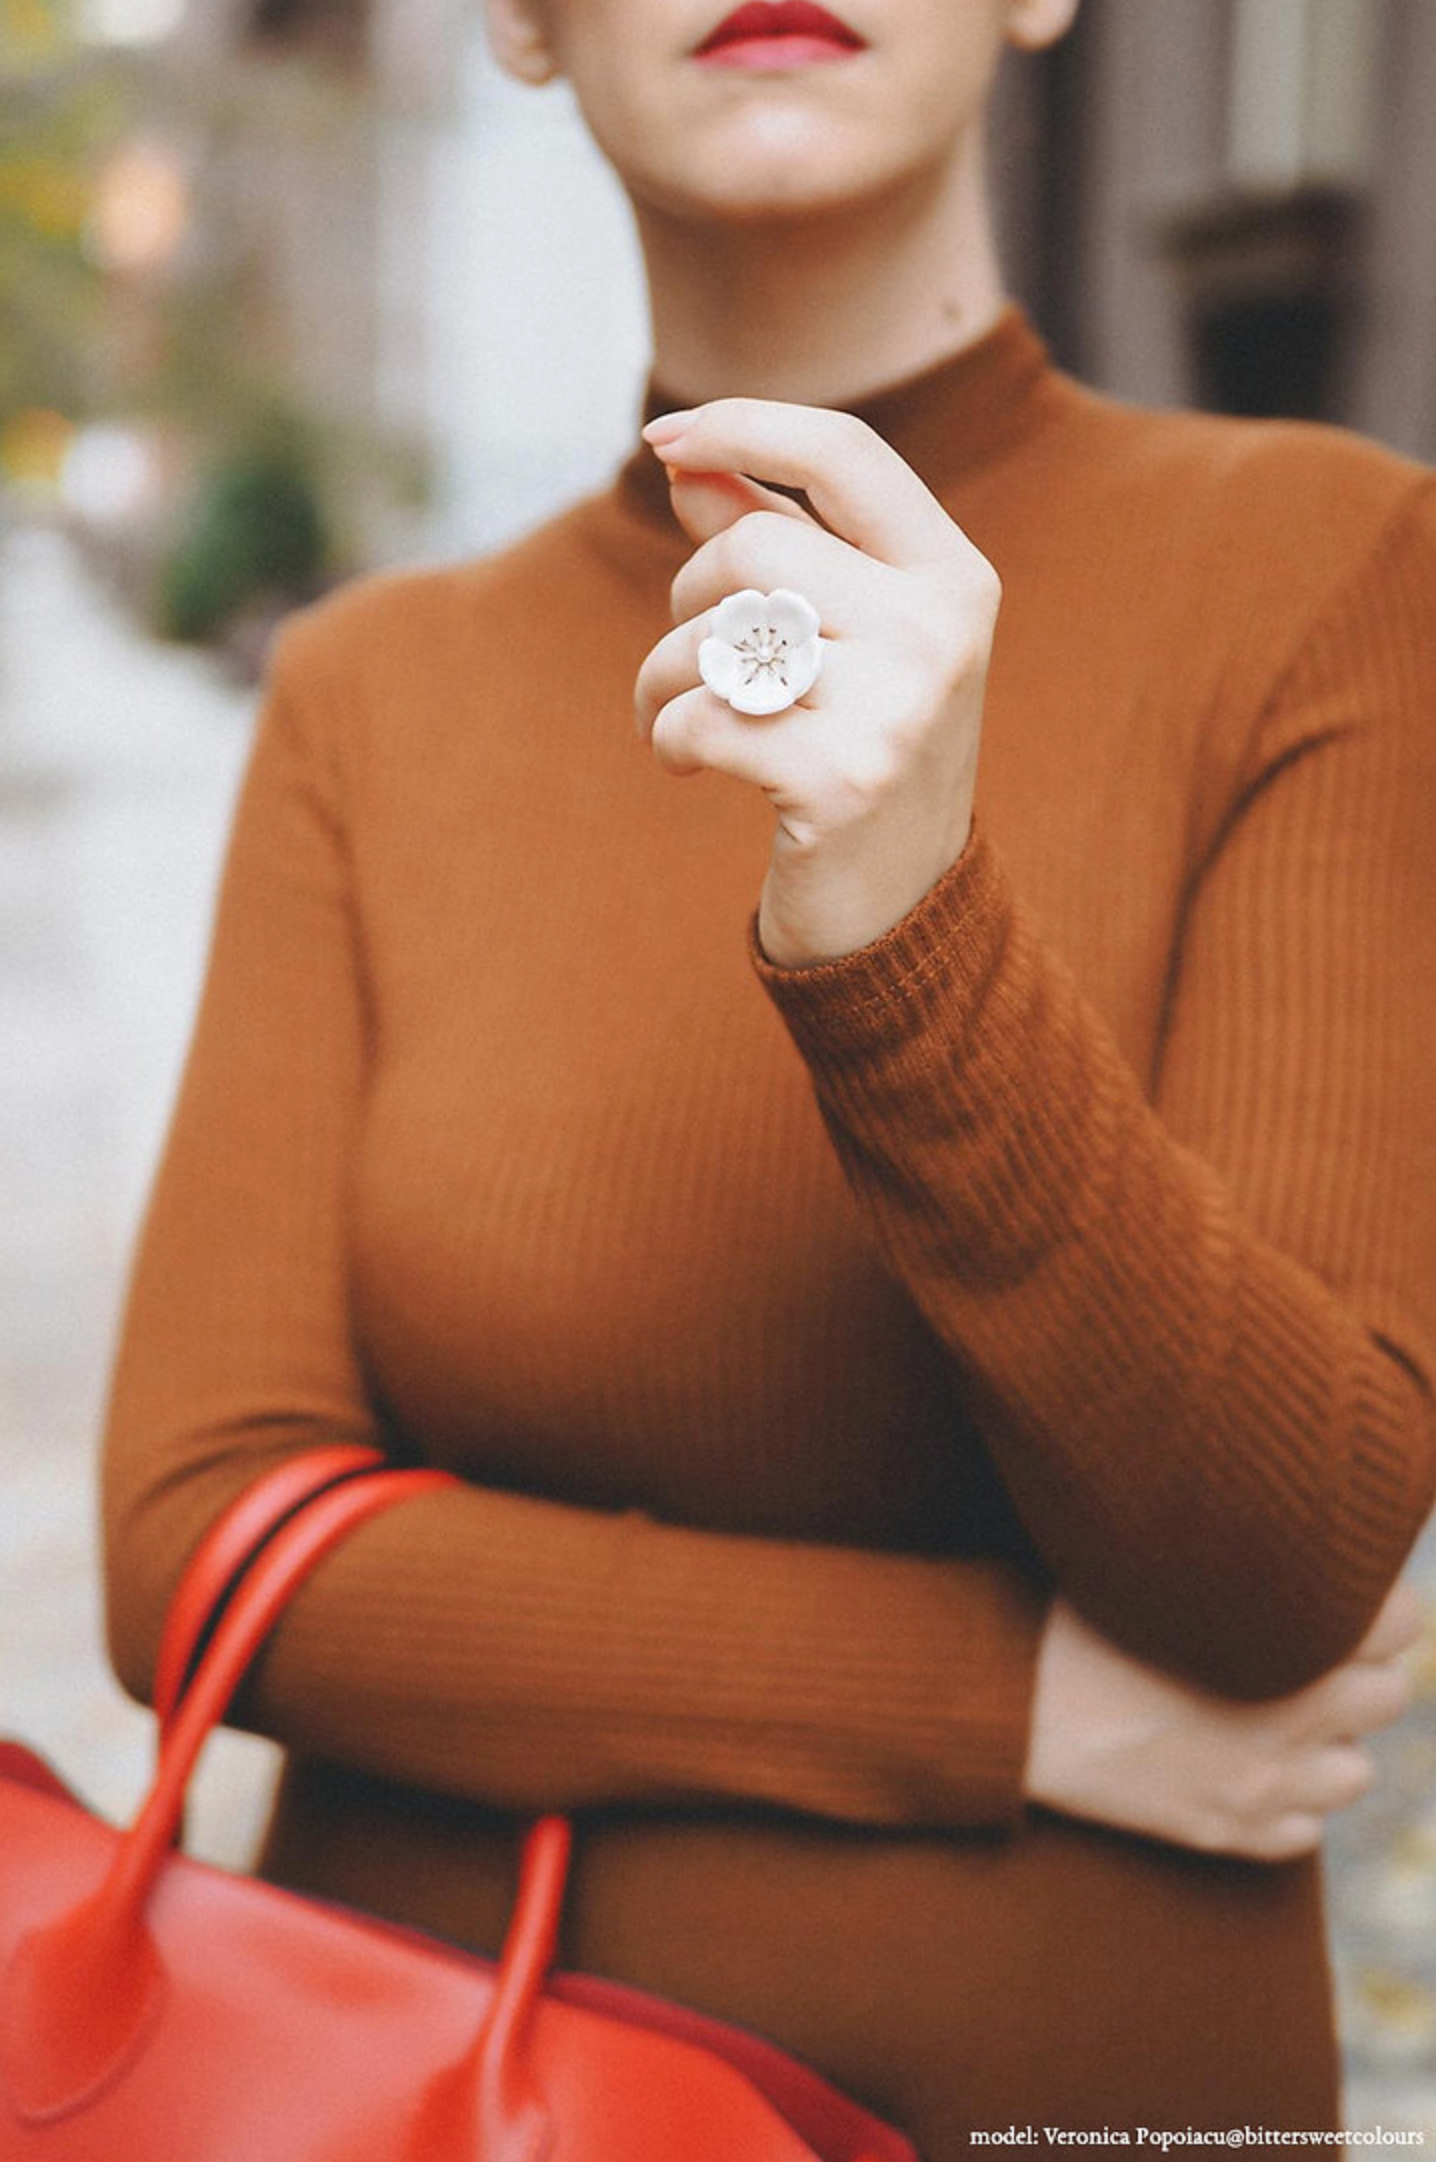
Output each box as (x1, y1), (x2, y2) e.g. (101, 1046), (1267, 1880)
(697, 588), (825, 717)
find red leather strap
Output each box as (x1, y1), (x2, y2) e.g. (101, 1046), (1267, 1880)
(4, 1463), (466, 2121)
(127, 1467), (460, 1905)
(154, 1456), (573, 2021)
(153, 1444), (386, 1730)
(475, 1814), (572, 2148)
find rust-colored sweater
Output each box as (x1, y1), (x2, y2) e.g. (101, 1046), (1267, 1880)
(103, 311), (1436, 2146)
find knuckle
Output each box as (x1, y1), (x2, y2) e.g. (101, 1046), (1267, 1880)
(775, 811), (822, 857)
(1185, 1809), (1232, 1857)
(650, 699), (699, 771)
(900, 603), (960, 679)
(745, 509), (790, 549)
(1296, 1744), (1372, 1814)
(649, 705), (681, 761)
(733, 508), (774, 546)
(1381, 1664), (1415, 1722)
(672, 543), (733, 619)
(837, 734), (900, 803)
(727, 511), (787, 587)
(1240, 1817), (1297, 1864)
(708, 524), (755, 594)
(949, 625), (996, 684)
(1299, 1668), (1342, 1723)
(967, 552), (1003, 618)
(1222, 1767), (1276, 1832)
(904, 583), (994, 683)
(1268, 1812), (1323, 1860)
(830, 407), (874, 457)
(1365, 1580), (1427, 1656)
(882, 701), (928, 762)
(1347, 1661), (1412, 1731)
(634, 649), (664, 713)
(1338, 1749), (1378, 1805)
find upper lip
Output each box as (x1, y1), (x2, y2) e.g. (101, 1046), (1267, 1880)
(693, 1), (866, 55)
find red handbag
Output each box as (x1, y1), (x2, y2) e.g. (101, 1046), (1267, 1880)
(0, 1447), (920, 2161)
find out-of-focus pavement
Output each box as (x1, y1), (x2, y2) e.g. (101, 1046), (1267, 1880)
(0, 523), (1432, 2131)
(0, 519), (281, 1868)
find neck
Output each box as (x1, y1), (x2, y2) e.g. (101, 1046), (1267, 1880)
(634, 130), (1007, 409)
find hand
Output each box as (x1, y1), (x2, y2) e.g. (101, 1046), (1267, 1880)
(637, 400), (1000, 969)
(1023, 1584), (1425, 1862)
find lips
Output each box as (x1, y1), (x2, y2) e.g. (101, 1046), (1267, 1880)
(693, 0), (866, 63)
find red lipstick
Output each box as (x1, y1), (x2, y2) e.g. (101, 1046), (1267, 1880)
(693, 0), (866, 69)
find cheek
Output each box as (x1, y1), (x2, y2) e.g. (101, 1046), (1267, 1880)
(559, 41), (667, 173)
(899, 8), (1007, 133)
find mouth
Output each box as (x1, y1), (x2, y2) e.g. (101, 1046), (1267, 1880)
(692, 0), (866, 69)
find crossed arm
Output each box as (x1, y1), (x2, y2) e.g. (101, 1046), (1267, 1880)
(103, 422), (1436, 1860)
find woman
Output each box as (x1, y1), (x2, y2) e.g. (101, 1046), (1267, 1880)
(102, 0), (1435, 2146)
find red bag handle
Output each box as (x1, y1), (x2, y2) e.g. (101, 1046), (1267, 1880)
(146, 1445), (390, 1856)
(151, 1442), (387, 1730)
(5, 1457), (572, 2152)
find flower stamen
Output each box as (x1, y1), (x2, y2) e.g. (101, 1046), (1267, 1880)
(736, 623), (792, 690)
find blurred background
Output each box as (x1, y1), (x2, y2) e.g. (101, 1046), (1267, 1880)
(2, 0), (1434, 2131)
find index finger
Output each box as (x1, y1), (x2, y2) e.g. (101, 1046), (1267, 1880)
(644, 397), (963, 569)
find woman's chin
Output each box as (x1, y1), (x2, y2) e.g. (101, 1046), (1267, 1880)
(623, 127), (903, 227)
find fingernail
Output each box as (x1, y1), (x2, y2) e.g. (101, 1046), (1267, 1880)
(642, 411), (695, 448)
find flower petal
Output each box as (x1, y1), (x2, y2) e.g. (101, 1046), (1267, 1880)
(782, 636), (824, 703)
(712, 589), (768, 644)
(729, 672), (803, 716)
(765, 589), (821, 645)
(698, 635), (743, 700)
(735, 661), (813, 713)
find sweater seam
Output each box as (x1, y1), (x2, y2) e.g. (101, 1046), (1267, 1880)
(1225, 471), (1436, 808)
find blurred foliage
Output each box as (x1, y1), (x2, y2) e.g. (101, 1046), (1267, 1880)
(2, 0), (79, 69)
(3, 0), (428, 657)
(158, 421), (329, 641)
(0, 5), (134, 431)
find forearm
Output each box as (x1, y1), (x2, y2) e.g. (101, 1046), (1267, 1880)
(754, 830), (1436, 1699)
(104, 1436), (1045, 1831)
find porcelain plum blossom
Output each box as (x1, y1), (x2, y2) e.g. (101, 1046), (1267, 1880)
(698, 588), (825, 716)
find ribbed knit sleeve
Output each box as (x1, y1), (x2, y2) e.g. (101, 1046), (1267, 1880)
(753, 478), (1436, 1702)
(101, 623), (1044, 1834)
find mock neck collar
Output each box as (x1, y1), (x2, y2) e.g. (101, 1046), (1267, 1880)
(615, 304), (1059, 532)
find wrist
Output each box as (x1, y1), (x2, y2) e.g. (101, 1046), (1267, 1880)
(757, 801), (975, 971)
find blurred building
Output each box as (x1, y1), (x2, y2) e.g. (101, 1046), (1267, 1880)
(1000, 0), (1436, 461)
(160, 0), (648, 560)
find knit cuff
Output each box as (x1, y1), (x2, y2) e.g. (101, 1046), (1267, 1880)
(747, 827), (1014, 1075)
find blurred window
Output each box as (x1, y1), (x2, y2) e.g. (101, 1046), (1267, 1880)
(244, 0), (369, 66)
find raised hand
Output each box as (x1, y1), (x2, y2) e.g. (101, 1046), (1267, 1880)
(638, 399), (1000, 968)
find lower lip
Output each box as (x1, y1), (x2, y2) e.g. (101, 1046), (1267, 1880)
(694, 33), (862, 68)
